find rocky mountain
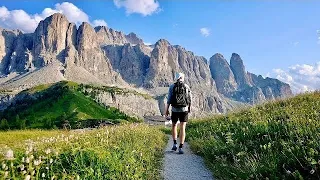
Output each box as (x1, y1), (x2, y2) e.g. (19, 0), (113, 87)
(209, 53), (292, 104)
(0, 13), (292, 117)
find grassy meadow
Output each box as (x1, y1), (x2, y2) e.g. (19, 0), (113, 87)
(188, 92), (320, 179)
(0, 124), (167, 179)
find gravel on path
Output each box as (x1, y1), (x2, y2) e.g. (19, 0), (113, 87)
(162, 135), (214, 180)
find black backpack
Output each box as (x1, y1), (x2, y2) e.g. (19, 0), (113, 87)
(171, 81), (190, 108)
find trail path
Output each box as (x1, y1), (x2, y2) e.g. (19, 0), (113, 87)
(162, 135), (214, 180)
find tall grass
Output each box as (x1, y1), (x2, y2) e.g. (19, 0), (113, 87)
(0, 124), (167, 179)
(188, 92), (320, 179)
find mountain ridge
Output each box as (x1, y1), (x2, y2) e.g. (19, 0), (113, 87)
(0, 13), (292, 117)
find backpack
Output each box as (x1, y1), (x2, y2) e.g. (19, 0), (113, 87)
(171, 81), (190, 108)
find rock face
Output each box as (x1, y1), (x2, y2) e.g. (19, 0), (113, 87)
(230, 53), (252, 89)
(209, 53), (237, 96)
(0, 13), (293, 117)
(84, 87), (160, 118)
(210, 53), (292, 104)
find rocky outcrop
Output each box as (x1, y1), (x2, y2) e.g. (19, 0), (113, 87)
(210, 53), (292, 104)
(81, 87), (160, 118)
(230, 53), (252, 89)
(125, 32), (143, 44)
(143, 39), (225, 115)
(0, 29), (23, 74)
(209, 53), (237, 97)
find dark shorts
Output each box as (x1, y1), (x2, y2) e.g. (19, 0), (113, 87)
(171, 111), (189, 124)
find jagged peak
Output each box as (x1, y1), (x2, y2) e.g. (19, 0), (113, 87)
(211, 53), (225, 60)
(94, 26), (108, 32)
(230, 53), (243, 63)
(44, 13), (69, 24)
(155, 39), (170, 47)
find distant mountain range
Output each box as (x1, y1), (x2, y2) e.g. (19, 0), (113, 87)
(0, 13), (292, 117)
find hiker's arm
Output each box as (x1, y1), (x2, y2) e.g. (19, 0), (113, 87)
(165, 86), (173, 116)
(188, 88), (192, 113)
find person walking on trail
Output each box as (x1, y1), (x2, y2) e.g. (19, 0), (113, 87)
(165, 72), (192, 154)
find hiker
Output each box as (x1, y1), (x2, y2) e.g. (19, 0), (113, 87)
(165, 72), (192, 154)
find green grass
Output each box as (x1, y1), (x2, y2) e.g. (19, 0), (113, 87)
(79, 83), (153, 100)
(1, 81), (140, 129)
(0, 124), (167, 179)
(187, 92), (320, 179)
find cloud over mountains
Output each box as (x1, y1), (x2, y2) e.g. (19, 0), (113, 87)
(271, 62), (320, 93)
(0, 2), (107, 33)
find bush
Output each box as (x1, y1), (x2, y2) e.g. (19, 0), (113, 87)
(0, 119), (9, 130)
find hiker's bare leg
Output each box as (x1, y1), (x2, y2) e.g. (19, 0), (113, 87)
(179, 122), (187, 145)
(172, 123), (177, 141)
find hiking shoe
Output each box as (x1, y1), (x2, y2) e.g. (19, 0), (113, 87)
(171, 144), (177, 151)
(178, 148), (184, 154)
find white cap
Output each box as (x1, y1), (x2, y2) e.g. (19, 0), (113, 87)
(174, 72), (185, 82)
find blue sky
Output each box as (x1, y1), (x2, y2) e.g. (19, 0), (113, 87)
(0, 0), (320, 92)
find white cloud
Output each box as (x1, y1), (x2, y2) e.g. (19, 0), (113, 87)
(0, 2), (107, 33)
(92, 19), (108, 27)
(270, 62), (320, 93)
(317, 30), (320, 44)
(200, 27), (210, 37)
(114, 0), (160, 16)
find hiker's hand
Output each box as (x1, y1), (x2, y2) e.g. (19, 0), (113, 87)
(165, 110), (169, 117)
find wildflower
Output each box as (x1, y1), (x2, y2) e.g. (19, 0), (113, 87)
(25, 175), (31, 180)
(25, 158), (30, 163)
(2, 163), (6, 169)
(45, 148), (51, 155)
(22, 170), (27, 175)
(310, 169), (315, 174)
(46, 166), (49, 170)
(42, 173), (46, 178)
(286, 170), (291, 174)
(4, 171), (8, 178)
(34, 160), (40, 166)
(5, 149), (14, 160)
(30, 155), (34, 159)
(50, 159), (53, 164)
(51, 175), (55, 180)
(19, 164), (25, 171)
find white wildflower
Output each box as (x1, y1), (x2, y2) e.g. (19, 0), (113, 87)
(45, 148), (51, 155)
(4, 171), (8, 178)
(50, 158), (53, 164)
(25, 175), (31, 180)
(2, 163), (6, 169)
(5, 149), (14, 160)
(25, 158), (30, 163)
(42, 173), (46, 178)
(286, 170), (291, 174)
(34, 160), (40, 166)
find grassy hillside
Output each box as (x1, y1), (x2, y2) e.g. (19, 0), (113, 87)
(0, 81), (140, 129)
(188, 92), (320, 179)
(0, 124), (166, 179)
